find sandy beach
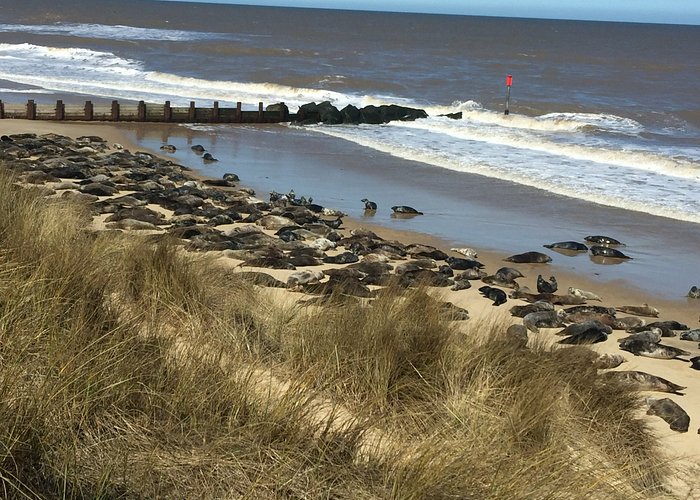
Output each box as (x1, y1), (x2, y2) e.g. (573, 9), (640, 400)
(2, 118), (699, 495)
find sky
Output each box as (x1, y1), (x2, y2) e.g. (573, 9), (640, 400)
(159, 0), (700, 25)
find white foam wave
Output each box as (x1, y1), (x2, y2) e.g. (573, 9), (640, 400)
(0, 87), (55, 94)
(305, 124), (700, 224)
(390, 118), (700, 181)
(0, 22), (236, 42)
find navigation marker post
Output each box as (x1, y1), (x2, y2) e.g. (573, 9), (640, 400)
(504, 74), (513, 115)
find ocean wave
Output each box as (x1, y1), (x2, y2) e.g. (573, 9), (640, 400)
(0, 22), (237, 42)
(0, 87), (55, 94)
(305, 124), (700, 224)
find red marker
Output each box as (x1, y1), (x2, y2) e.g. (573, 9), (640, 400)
(504, 74), (513, 115)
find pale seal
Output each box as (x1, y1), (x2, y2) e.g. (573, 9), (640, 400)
(523, 309), (567, 333)
(615, 304), (660, 317)
(567, 287), (602, 302)
(603, 371), (685, 395)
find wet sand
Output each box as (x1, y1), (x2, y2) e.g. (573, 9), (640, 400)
(2, 119), (700, 495)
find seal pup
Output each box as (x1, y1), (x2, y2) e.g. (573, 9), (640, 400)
(450, 247), (478, 259)
(615, 304), (660, 318)
(688, 286), (700, 299)
(543, 241), (588, 252)
(536, 275), (558, 294)
(478, 286), (507, 306)
(391, 205), (423, 215)
(590, 246), (631, 259)
(567, 287), (602, 302)
(504, 251), (551, 264)
(523, 310), (567, 333)
(646, 398), (690, 432)
(593, 353), (626, 369)
(680, 329), (700, 342)
(585, 235), (625, 246)
(361, 198), (377, 211)
(603, 371), (685, 395)
(618, 339), (690, 360)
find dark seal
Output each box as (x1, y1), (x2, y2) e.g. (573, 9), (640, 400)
(590, 246), (632, 259)
(391, 205), (423, 215)
(585, 235), (624, 246)
(543, 241), (588, 252)
(478, 286), (507, 306)
(504, 251), (552, 264)
(361, 198), (377, 211)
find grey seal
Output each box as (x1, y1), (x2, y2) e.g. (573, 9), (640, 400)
(536, 274), (558, 294)
(618, 339), (690, 359)
(603, 371), (685, 395)
(478, 286), (507, 306)
(555, 320), (612, 337)
(509, 300), (554, 318)
(567, 287), (602, 302)
(646, 398), (690, 432)
(688, 286), (700, 298)
(504, 251), (551, 264)
(585, 235), (625, 246)
(615, 304), (660, 317)
(495, 267), (524, 281)
(558, 329), (608, 345)
(590, 246), (631, 259)
(523, 310), (567, 333)
(680, 329), (700, 341)
(391, 205), (423, 215)
(505, 324), (529, 349)
(617, 328), (663, 344)
(361, 198), (377, 211)
(543, 241), (588, 252)
(593, 353), (626, 369)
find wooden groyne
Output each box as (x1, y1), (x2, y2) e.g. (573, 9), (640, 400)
(0, 99), (292, 124)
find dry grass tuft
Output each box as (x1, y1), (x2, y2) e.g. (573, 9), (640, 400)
(0, 167), (669, 498)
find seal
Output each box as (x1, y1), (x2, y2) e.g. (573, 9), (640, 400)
(160, 144), (176, 153)
(646, 398), (690, 432)
(558, 328), (608, 345)
(590, 246), (631, 259)
(585, 235), (625, 246)
(202, 152), (218, 162)
(536, 274), (558, 294)
(617, 328), (663, 344)
(567, 287), (602, 302)
(391, 205), (423, 215)
(495, 267), (524, 281)
(688, 286), (700, 298)
(680, 329), (700, 342)
(543, 241), (588, 252)
(505, 324), (529, 349)
(618, 339), (690, 359)
(603, 371), (686, 395)
(690, 356), (700, 370)
(523, 310), (566, 333)
(593, 353), (626, 369)
(510, 300), (554, 318)
(615, 304), (660, 317)
(446, 256), (483, 270)
(478, 285), (507, 306)
(191, 144), (206, 153)
(555, 320), (612, 337)
(482, 274), (519, 289)
(450, 247), (478, 259)
(361, 198), (377, 211)
(504, 251), (551, 264)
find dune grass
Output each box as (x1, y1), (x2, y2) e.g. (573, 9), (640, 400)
(0, 168), (668, 498)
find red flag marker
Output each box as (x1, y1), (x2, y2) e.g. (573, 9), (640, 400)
(504, 74), (513, 115)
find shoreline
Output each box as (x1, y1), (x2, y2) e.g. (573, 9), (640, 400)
(2, 119), (700, 493)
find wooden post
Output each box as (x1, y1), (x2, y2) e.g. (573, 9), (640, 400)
(211, 101), (219, 123)
(111, 100), (120, 121)
(26, 100), (36, 120)
(137, 100), (146, 121)
(279, 102), (286, 121)
(235, 102), (242, 123)
(84, 101), (93, 121)
(0, 100), (4, 120)
(55, 100), (65, 120)
(188, 101), (196, 122)
(163, 100), (172, 122)
(258, 102), (264, 122)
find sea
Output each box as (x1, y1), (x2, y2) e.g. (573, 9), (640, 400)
(0, 0), (699, 297)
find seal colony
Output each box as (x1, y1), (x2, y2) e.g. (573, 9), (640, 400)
(2, 130), (699, 441)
